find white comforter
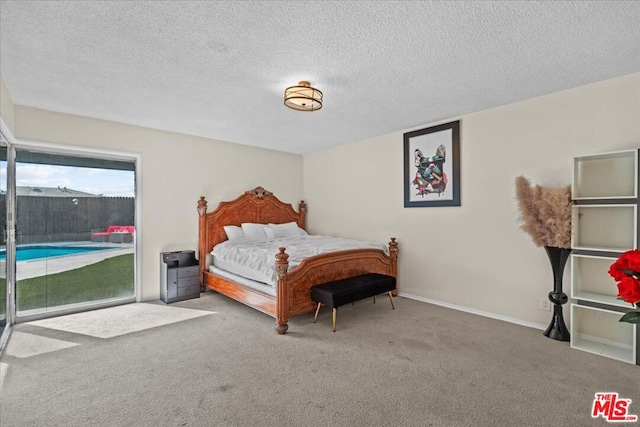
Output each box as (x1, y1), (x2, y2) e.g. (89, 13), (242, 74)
(212, 235), (389, 286)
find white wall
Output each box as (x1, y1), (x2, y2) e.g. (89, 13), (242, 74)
(303, 72), (640, 328)
(4, 72), (638, 327)
(13, 106), (303, 300)
(0, 74), (15, 134)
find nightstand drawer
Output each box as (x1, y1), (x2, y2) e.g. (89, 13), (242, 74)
(177, 276), (199, 288)
(178, 284), (200, 297)
(178, 265), (199, 278)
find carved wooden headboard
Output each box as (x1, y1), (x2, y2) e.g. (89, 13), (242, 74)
(197, 187), (306, 269)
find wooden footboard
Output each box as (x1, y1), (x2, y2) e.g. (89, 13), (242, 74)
(275, 241), (398, 334)
(198, 188), (398, 334)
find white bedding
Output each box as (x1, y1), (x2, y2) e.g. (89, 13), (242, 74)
(211, 235), (389, 287)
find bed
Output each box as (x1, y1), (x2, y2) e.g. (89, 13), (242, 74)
(197, 186), (398, 334)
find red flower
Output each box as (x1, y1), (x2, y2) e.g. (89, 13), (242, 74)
(617, 276), (640, 305)
(609, 250), (640, 324)
(608, 262), (629, 282)
(609, 249), (640, 278)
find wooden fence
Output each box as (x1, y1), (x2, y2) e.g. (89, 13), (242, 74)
(0, 196), (135, 244)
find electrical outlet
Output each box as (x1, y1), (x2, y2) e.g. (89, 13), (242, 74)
(540, 297), (551, 311)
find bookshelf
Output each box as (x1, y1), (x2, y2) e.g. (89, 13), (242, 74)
(570, 149), (639, 365)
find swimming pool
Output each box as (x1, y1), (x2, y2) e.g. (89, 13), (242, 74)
(0, 245), (113, 262)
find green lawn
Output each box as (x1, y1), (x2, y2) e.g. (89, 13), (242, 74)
(0, 254), (134, 314)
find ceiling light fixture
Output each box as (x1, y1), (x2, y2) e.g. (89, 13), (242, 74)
(284, 81), (323, 112)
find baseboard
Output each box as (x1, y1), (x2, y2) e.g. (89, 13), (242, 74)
(398, 292), (547, 331)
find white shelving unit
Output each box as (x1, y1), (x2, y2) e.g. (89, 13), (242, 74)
(571, 305), (636, 364)
(571, 204), (637, 252)
(573, 150), (638, 199)
(571, 254), (630, 308)
(570, 149), (639, 365)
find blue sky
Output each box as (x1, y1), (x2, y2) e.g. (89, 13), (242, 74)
(1, 162), (135, 197)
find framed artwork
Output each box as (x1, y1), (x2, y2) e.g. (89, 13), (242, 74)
(403, 120), (460, 207)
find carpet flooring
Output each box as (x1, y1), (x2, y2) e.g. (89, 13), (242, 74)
(0, 291), (638, 427)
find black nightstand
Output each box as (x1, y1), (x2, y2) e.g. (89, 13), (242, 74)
(160, 250), (200, 303)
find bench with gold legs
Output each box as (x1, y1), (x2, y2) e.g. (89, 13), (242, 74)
(310, 273), (396, 332)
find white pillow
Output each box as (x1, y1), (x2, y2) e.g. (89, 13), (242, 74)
(241, 223), (269, 240)
(264, 227), (276, 240)
(267, 222), (305, 239)
(223, 225), (245, 241)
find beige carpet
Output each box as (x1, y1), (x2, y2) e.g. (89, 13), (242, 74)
(1, 292), (638, 427)
(3, 331), (79, 358)
(28, 302), (214, 338)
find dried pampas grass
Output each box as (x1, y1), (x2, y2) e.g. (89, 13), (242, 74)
(515, 176), (573, 248)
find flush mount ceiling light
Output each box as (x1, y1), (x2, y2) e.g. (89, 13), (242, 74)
(284, 81), (323, 112)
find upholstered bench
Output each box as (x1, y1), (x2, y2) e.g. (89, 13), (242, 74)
(310, 273), (396, 332)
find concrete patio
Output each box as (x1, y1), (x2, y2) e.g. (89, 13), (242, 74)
(0, 242), (134, 280)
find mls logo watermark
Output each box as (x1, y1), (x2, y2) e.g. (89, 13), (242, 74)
(592, 393), (638, 423)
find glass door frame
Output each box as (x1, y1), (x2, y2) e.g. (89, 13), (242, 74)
(0, 119), (141, 327)
(0, 120), (17, 352)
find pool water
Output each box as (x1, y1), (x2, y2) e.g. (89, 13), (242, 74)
(0, 245), (112, 261)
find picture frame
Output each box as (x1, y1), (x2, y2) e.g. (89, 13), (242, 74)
(403, 120), (460, 207)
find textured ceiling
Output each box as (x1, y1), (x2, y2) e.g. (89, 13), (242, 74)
(1, 1), (639, 154)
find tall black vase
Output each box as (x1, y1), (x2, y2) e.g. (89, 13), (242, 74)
(543, 246), (572, 341)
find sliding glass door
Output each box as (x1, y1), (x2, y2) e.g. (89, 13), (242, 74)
(0, 132), (137, 342)
(0, 134), (15, 350)
(13, 149), (137, 319)
(0, 141), (7, 339)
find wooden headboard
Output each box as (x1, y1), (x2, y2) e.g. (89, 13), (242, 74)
(197, 187), (306, 270)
